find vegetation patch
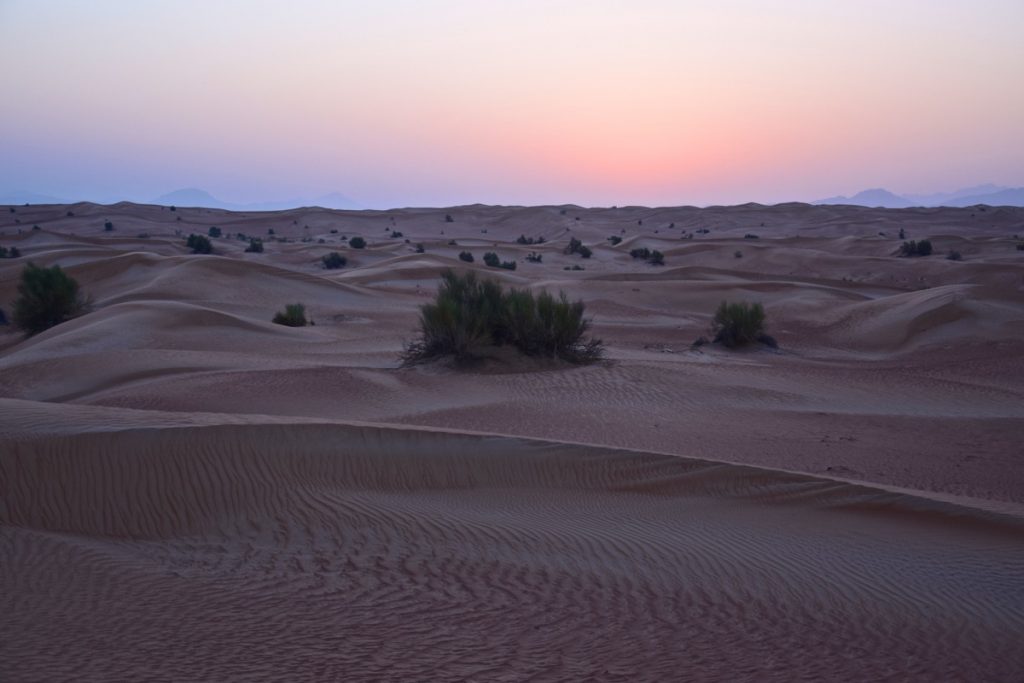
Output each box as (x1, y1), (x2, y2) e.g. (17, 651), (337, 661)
(12, 263), (89, 335)
(349, 236), (367, 249)
(273, 303), (308, 327)
(402, 269), (603, 366)
(899, 239), (933, 257)
(186, 234), (213, 254)
(710, 301), (774, 349)
(322, 252), (347, 269)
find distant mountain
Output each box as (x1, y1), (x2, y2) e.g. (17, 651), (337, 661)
(152, 188), (229, 209)
(903, 184), (1007, 205)
(150, 188), (362, 211)
(943, 187), (1024, 207)
(813, 188), (912, 208)
(815, 185), (1024, 208)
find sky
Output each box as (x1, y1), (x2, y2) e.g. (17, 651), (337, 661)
(1, 0), (1022, 208)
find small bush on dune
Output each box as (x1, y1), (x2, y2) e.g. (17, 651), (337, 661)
(12, 263), (88, 335)
(208, 226), (222, 238)
(104, 220), (114, 232)
(946, 250), (962, 261)
(322, 252), (347, 269)
(272, 303), (307, 327)
(525, 252), (542, 263)
(564, 237), (591, 258)
(458, 251), (474, 263)
(899, 239), (932, 257)
(402, 270), (603, 365)
(1016, 243), (1024, 251)
(711, 301), (768, 349)
(0, 246), (21, 258)
(349, 236), (367, 249)
(607, 235), (622, 245)
(245, 238), (264, 253)
(186, 234), (213, 254)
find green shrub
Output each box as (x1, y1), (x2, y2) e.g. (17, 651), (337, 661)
(245, 238), (264, 253)
(525, 252), (542, 263)
(415, 243), (425, 253)
(565, 237), (591, 258)
(402, 270), (603, 365)
(630, 247), (651, 259)
(186, 234), (213, 254)
(946, 250), (962, 261)
(458, 251), (474, 263)
(208, 226), (222, 238)
(322, 252), (347, 269)
(104, 220), (114, 232)
(391, 230), (404, 238)
(0, 246), (21, 258)
(711, 301), (767, 348)
(607, 235), (622, 245)
(899, 239), (932, 257)
(516, 235), (545, 245)
(483, 251), (500, 267)
(272, 303), (307, 327)
(12, 263), (88, 335)
(349, 236), (367, 249)
(445, 213), (454, 223)
(744, 233), (759, 239)
(648, 250), (664, 265)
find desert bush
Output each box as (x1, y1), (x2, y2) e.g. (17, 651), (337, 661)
(946, 250), (962, 261)
(516, 235), (545, 245)
(0, 307), (7, 325)
(349, 236), (367, 249)
(0, 246), (21, 258)
(899, 228), (906, 239)
(458, 251), (474, 263)
(402, 270), (603, 365)
(208, 226), (222, 238)
(12, 263), (88, 335)
(564, 237), (591, 258)
(415, 243), (425, 253)
(104, 220), (114, 232)
(483, 251), (500, 267)
(648, 250), (664, 265)
(744, 233), (759, 239)
(608, 235), (622, 245)
(330, 228), (338, 234)
(899, 239), (932, 257)
(734, 250), (743, 258)
(445, 214), (454, 223)
(1016, 243), (1024, 251)
(630, 247), (651, 259)
(170, 205), (176, 212)
(186, 234), (213, 254)
(526, 252), (542, 263)
(391, 230), (404, 238)
(272, 303), (307, 327)
(245, 238), (264, 253)
(711, 301), (767, 348)
(322, 251), (347, 269)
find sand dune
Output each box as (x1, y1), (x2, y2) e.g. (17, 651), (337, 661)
(2, 400), (1023, 681)
(2, 202), (1023, 680)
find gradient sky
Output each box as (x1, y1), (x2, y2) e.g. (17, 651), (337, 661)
(2, 0), (1022, 207)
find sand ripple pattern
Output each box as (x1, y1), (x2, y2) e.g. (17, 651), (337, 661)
(2, 408), (1024, 682)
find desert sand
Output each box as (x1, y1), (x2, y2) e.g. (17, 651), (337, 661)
(2, 201), (1023, 681)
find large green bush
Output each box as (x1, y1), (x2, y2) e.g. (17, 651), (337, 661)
(402, 269), (603, 365)
(12, 263), (88, 335)
(186, 234), (213, 254)
(711, 301), (767, 348)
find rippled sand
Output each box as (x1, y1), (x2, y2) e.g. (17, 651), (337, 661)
(2, 202), (1023, 680)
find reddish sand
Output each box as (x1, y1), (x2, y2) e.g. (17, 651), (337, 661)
(2, 201), (1023, 681)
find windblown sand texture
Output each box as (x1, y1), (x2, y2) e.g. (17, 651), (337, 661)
(2, 201), (1024, 681)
